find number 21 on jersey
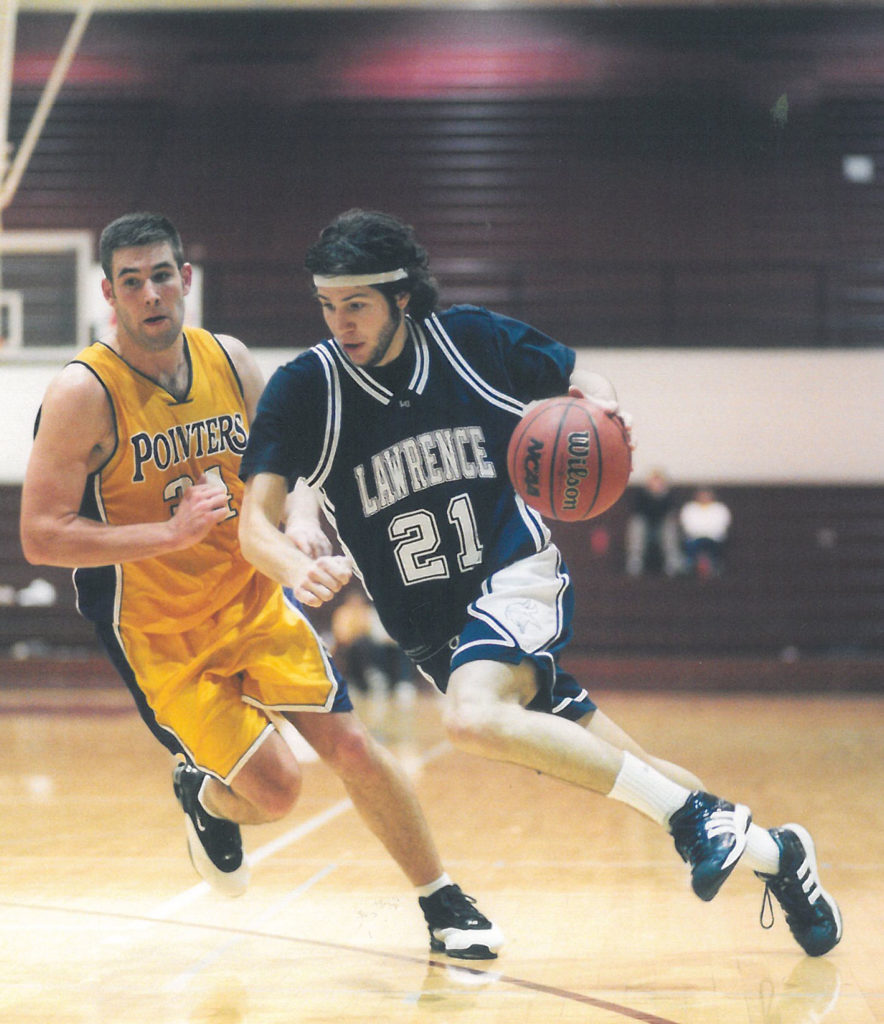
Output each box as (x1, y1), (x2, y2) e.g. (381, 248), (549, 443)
(388, 492), (482, 585)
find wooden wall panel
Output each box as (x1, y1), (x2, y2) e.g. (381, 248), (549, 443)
(4, 8), (884, 347)
(3, 485), (882, 662)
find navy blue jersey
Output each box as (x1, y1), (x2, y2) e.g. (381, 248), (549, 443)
(241, 305), (575, 660)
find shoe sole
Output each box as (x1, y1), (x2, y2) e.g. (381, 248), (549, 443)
(430, 936), (499, 960)
(429, 923), (504, 960)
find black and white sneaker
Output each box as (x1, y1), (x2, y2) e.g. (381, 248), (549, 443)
(419, 884), (504, 960)
(172, 762), (250, 897)
(756, 824), (843, 956)
(669, 791), (751, 901)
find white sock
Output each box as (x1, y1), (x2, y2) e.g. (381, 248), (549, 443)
(741, 824), (781, 875)
(197, 776), (226, 820)
(607, 750), (693, 827)
(416, 872), (452, 899)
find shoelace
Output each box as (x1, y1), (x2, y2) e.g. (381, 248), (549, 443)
(438, 889), (487, 925)
(759, 883), (776, 930)
(760, 864), (821, 931)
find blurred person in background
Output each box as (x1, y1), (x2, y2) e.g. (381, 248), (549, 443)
(624, 467), (683, 577)
(679, 486), (732, 578)
(331, 585), (417, 697)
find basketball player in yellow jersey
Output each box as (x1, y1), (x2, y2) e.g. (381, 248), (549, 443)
(19, 212), (503, 960)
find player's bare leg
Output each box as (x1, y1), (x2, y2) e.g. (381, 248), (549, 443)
(289, 709), (505, 959)
(579, 706), (703, 791)
(288, 709), (443, 885)
(207, 730), (303, 822)
(445, 659), (630, 788)
(444, 659), (749, 900)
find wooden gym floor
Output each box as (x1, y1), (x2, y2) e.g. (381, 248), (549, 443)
(0, 680), (881, 1024)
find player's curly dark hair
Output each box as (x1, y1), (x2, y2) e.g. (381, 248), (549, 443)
(99, 212), (184, 280)
(304, 209), (439, 320)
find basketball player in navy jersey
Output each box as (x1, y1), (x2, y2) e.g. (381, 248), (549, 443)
(239, 209), (841, 956)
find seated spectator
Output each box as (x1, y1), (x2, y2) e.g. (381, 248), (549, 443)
(679, 487), (732, 578)
(624, 468), (683, 577)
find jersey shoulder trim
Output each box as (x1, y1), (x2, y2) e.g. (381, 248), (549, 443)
(306, 343), (342, 489)
(422, 313), (524, 416)
(65, 356), (120, 473)
(195, 328), (245, 401)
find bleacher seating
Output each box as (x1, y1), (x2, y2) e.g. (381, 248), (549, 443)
(551, 484), (884, 659)
(2, 483), (881, 690)
(0, 485), (96, 654)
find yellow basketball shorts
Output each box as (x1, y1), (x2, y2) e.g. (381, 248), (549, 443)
(96, 577), (349, 782)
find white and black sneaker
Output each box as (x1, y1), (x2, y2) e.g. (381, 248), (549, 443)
(172, 761), (250, 897)
(756, 824), (843, 956)
(419, 884), (504, 960)
(669, 791), (751, 901)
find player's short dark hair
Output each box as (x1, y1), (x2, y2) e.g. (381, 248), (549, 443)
(99, 212), (184, 279)
(305, 209), (440, 320)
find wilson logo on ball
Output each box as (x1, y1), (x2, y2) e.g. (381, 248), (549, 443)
(561, 431), (591, 512)
(506, 396), (632, 522)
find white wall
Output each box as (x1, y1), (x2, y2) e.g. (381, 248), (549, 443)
(575, 348), (884, 485)
(4, 347), (883, 485)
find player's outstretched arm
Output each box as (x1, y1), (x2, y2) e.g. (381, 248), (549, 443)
(20, 365), (230, 568)
(240, 472), (351, 606)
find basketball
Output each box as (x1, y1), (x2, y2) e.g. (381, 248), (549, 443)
(506, 396), (632, 521)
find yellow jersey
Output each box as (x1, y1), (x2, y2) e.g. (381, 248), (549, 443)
(72, 328), (271, 634)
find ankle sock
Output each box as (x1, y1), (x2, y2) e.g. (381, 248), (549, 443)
(197, 776), (226, 820)
(607, 751), (693, 827)
(741, 824), (781, 875)
(416, 873), (452, 899)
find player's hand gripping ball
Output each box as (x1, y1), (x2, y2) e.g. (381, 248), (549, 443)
(507, 396), (632, 521)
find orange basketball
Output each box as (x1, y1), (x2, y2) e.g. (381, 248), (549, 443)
(506, 396), (632, 521)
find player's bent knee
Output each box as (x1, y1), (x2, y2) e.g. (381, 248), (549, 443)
(441, 697), (498, 752)
(234, 748), (303, 820)
(318, 719), (377, 775)
(252, 768), (302, 820)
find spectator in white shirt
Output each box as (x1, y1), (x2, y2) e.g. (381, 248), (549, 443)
(679, 488), (732, 578)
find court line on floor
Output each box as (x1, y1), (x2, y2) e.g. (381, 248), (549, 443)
(148, 797), (355, 918)
(150, 738), (450, 920)
(163, 862), (339, 994)
(143, 727), (682, 1023)
(1, 899), (683, 1024)
(4, 728), (687, 1023)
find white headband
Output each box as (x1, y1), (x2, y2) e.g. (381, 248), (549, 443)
(312, 268), (409, 288)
